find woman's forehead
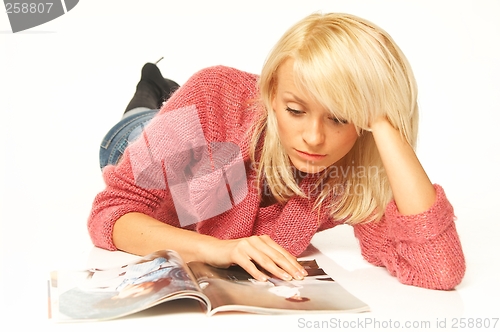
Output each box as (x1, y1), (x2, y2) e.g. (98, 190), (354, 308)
(275, 59), (316, 98)
(276, 58), (348, 116)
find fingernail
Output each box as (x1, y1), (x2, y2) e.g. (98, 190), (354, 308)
(294, 272), (304, 280)
(282, 272), (292, 280)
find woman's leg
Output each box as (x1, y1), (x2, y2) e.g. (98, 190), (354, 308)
(99, 62), (180, 170)
(124, 62), (180, 114)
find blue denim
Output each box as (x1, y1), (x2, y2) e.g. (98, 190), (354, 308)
(99, 109), (159, 170)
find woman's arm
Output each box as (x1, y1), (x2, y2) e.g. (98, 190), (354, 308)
(355, 118), (465, 289)
(370, 117), (436, 215)
(113, 212), (307, 282)
(88, 66), (307, 282)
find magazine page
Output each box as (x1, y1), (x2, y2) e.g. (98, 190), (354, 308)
(49, 250), (208, 322)
(187, 259), (370, 315)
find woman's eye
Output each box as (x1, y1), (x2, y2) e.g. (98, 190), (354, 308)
(330, 117), (348, 125)
(285, 106), (303, 115)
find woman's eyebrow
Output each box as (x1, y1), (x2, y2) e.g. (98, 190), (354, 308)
(283, 91), (308, 105)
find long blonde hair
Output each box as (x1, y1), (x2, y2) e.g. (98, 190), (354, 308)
(250, 12), (419, 224)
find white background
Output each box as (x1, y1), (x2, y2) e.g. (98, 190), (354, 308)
(1, 1), (499, 331)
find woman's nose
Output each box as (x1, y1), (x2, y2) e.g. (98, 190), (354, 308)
(302, 120), (325, 146)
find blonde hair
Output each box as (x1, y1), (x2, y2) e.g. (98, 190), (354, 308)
(250, 12), (419, 224)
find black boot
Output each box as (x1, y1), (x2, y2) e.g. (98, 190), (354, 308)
(124, 63), (180, 114)
(163, 77), (180, 105)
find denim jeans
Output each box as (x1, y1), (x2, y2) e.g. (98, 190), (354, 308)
(99, 109), (159, 170)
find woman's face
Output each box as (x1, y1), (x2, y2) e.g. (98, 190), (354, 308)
(271, 58), (358, 174)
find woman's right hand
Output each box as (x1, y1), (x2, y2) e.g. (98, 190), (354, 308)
(199, 235), (308, 282)
(113, 213), (307, 282)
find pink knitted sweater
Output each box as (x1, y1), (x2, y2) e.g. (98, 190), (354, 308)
(88, 66), (465, 290)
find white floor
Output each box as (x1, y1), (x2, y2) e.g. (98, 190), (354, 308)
(1, 1), (499, 331)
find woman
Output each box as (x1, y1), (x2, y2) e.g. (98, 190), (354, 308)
(89, 12), (465, 290)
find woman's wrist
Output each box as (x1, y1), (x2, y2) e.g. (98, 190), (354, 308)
(368, 116), (391, 133)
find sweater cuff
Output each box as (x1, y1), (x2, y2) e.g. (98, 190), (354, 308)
(385, 184), (455, 243)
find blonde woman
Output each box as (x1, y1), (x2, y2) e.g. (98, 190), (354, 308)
(89, 13), (465, 290)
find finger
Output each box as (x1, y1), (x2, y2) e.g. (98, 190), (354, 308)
(235, 257), (270, 282)
(242, 237), (306, 281)
(230, 237), (289, 281)
(258, 236), (308, 278)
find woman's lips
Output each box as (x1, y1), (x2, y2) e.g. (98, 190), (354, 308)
(295, 149), (327, 161)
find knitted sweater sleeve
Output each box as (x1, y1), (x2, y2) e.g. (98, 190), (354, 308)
(352, 184), (466, 290)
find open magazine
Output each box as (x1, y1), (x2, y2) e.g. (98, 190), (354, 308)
(48, 250), (369, 321)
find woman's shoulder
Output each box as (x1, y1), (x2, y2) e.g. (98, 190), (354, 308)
(165, 65), (260, 115)
(157, 64), (262, 148)
(192, 65), (258, 79)
(160, 65), (260, 114)
(185, 65), (259, 91)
